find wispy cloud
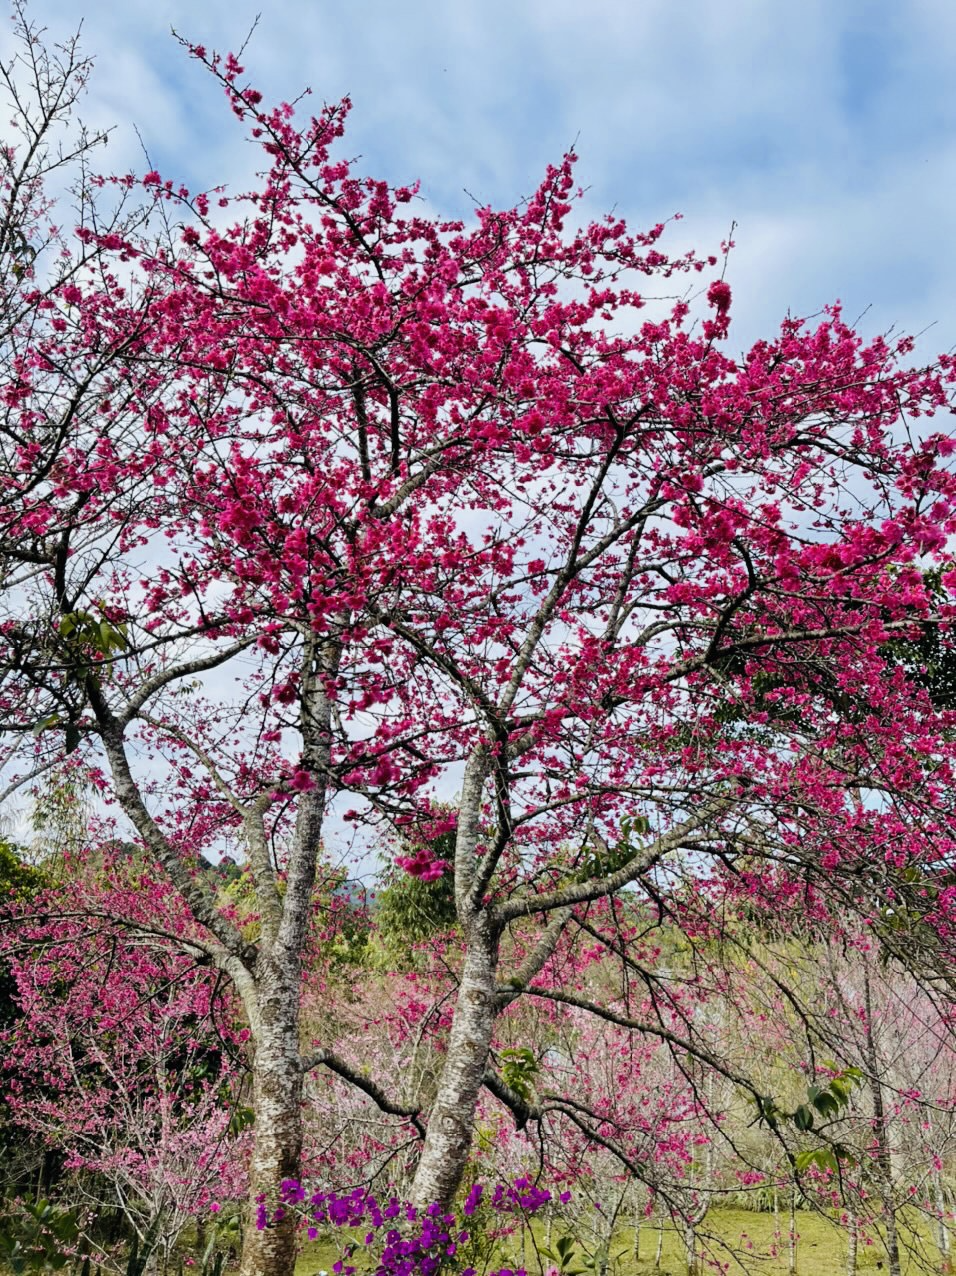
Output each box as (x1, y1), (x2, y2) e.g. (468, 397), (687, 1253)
(14, 0), (956, 350)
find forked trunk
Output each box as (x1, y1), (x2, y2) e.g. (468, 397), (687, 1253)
(238, 649), (335, 1276)
(409, 921), (498, 1208)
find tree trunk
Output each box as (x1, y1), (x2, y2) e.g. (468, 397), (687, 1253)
(655, 1215), (664, 1269)
(684, 1222), (697, 1276)
(846, 1209), (857, 1276)
(409, 920), (499, 1207)
(883, 1206), (901, 1276)
(238, 645), (336, 1276)
(862, 968), (900, 1276)
(773, 1187), (780, 1263)
(238, 962), (305, 1276)
(935, 1172), (951, 1270)
(788, 1185), (797, 1276)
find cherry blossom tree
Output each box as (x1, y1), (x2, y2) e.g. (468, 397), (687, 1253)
(5, 22), (956, 1276)
(0, 855), (248, 1273)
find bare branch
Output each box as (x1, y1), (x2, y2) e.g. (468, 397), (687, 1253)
(492, 798), (729, 924)
(302, 1049), (426, 1138)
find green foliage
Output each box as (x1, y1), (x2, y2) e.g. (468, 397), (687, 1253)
(216, 858), (372, 963)
(498, 1047), (539, 1102)
(216, 866), (261, 944)
(792, 1145), (845, 1174)
(0, 1185), (165, 1275)
(28, 773), (92, 862)
(199, 854), (242, 885)
(196, 1214), (240, 1276)
(373, 829), (458, 966)
(0, 840), (45, 1035)
(753, 1066), (863, 1175)
(884, 568), (956, 711)
(0, 838), (44, 902)
(0, 1200), (81, 1274)
(539, 1234), (587, 1276)
(58, 608), (129, 660)
(323, 880), (373, 969)
(710, 665), (810, 735)
(227, 1104), (255, 1138)
(573, 815), (650, 883)
(871, 859), (956, 959)
(30, 608), (131, 749)
(199, 1248), (226, 1276)
(9, 228), (37, 281)
(537, 1233), (627, 1276)
(296, 1207), (938, 1276)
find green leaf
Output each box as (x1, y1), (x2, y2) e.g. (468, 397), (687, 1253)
(793, 1104), (815, 1132)
(828, 1080), (849, 1105)
(812, 1092), (840, 1118)
(500, 1046), (539, 1101)
(228, 1105), (255, 1136)
(30, 714), (60, 737)
(794, 1144), (846, 1175)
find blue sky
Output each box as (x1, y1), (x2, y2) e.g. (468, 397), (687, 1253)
(15, 0), (956, 358)
(6, 1), (956, 865)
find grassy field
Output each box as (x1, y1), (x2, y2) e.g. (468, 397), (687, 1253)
(292, 1207), (948, 1276)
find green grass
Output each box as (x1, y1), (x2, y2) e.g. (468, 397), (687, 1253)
(624, 1207), (942, 1274)
(292, 1207), (949, 1276)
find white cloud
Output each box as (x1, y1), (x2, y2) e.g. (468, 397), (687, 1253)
(14, 0), (949, 361)
(7, 0), (954, 867)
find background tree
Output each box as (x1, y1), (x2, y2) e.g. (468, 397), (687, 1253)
(0, 838), (49, 1204)
(1, 852), (248, 1272)
(372, 825), (459, 969)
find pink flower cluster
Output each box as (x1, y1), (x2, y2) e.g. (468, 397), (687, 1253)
(395, 850), (449, 882)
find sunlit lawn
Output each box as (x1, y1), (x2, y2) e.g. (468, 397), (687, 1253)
(293, 1207), (948, 1276)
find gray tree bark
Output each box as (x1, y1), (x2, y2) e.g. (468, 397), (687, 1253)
(90, 638), (339, 1276)
(407, 744), (720, 1208)
(237, 958), (305, 1276)
(935, 1172), (950, 1268)
(788, 1185), (797, 1276)
(409, 915), (499, 1207)
(862, 967), (901, 1276)
(845, 1208), (857, 1276)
